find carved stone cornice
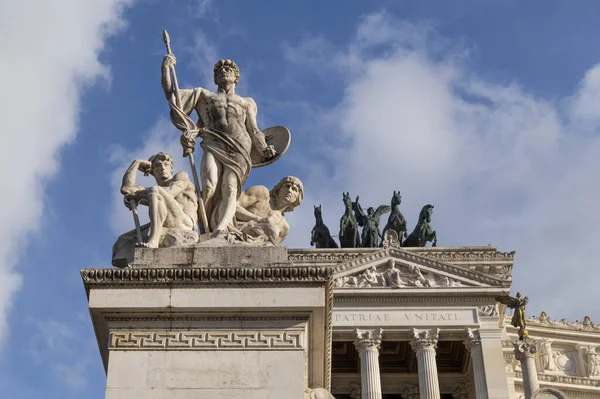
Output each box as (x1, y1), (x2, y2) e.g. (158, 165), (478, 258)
(354, 328), (383, 352)
(288, 249), (366, 263)
(410, 328), (439, 352)
(411, 247), (515, 263)
(81, 266), (333, 293)
(288, 246), (515, 264)
(525, 312), (600, 334)
(104, 315), (308, 323)
(109, 330), (304, 350)
(514, 371), (600, 388)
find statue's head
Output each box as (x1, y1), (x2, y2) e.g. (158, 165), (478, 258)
(147, 152), (174, 180)
(271, 176), (304, 213)
(213, 59), (240, 87)
(392, 191), (402, 206)
(367, 207), (375, 215)
(419, 204), (434, 223)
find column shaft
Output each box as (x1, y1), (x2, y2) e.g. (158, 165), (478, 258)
(464, 329), (488, 399)
(514, 341), (539, 399)
(354, 328), (383, 399)
(417, 347), (441, 398)
(360, 348), (382, 399)
(410, 328), (441, 399)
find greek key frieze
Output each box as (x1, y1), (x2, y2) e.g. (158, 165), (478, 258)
(109, 330), (304, 350)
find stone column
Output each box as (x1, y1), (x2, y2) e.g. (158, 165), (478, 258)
(354, 328), (383, 399)
(513, 341), (539, 399)
(410, 328), (441, 399)
(464, 328), (488, 399)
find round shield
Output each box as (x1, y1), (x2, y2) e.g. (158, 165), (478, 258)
(251, 126), (291, 168)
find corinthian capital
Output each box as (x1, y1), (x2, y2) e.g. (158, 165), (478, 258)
(354, 328), (383, 352)
(513, 341), (537, 362)
(463, 328), (482, 351)
(410, 328), (440, 352)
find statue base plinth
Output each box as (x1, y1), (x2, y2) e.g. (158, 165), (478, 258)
(82, 245), (332, 399)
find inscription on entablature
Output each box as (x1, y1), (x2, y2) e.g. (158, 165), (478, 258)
(333, 308), (477, 327)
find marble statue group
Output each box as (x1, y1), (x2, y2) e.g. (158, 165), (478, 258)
(112, 31), (301, 267)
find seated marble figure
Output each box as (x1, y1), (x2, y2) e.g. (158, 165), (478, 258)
(112, 152), (198, 267)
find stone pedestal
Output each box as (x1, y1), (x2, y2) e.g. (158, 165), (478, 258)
(82, 245), (333, 399)
(514, 341), (540, 399)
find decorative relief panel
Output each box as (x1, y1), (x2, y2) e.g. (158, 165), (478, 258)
(551, 349), (578, 375)
(109, 330), (304, 350)
(334, 260), (465, 289)
(477, 304), (499, 317)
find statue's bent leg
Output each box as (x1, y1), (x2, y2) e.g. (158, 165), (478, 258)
(145, 186), (168, 248)
(214, 168), (238, 235)
(154, 186), (194, 230)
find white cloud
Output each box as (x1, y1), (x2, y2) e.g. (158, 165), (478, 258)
(0, 0), (133, 348)
(28, 318), (96, 392)
(282, 12), (600, 321)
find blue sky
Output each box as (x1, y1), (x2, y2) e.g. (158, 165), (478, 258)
(3, 0), (600, 397)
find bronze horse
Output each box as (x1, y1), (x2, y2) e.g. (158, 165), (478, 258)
(310, 205), (338, 248)
(339, 192), (360, 248)
(381, 191), (407, 246)
(403, 204), (437, 247)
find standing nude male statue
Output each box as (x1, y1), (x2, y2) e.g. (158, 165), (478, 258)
(161, 56), (276, 237)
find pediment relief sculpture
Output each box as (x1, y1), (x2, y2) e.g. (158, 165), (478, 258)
(334, 259), (467, 289)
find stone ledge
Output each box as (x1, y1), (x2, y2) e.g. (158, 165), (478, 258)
(81, 266), (333, 294)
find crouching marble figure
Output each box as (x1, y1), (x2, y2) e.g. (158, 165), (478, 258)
(235, 176), (303, 245)
(112, 152), (198, 267)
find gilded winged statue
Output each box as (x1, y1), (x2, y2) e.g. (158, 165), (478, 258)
(495, 292), (529, 340)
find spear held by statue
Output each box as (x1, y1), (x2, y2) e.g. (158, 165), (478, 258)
(162, 30), (210, 234)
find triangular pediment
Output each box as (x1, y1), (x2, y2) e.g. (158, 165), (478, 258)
(333, 248), (509, 289)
